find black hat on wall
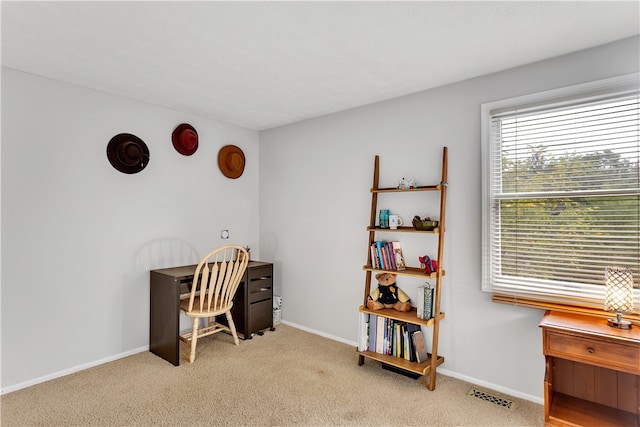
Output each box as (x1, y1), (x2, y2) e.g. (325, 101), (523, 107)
(106, 133), (150, 174)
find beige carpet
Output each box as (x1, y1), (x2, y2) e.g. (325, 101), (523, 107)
(1, 324), (543, 426)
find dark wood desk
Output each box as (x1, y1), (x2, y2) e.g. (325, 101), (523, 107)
(150, 261), (274, 366)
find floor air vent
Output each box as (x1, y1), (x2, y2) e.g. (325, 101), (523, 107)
(467, 388), (515, 410)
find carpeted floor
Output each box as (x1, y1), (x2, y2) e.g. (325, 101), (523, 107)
(1, 324), (543, 426)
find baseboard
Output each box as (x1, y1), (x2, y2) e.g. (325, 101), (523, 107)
(437, 368), (543, 405)
(281, 320), (543, 405)
(1, 345), (149, 395)
(280, 320), (357, 346)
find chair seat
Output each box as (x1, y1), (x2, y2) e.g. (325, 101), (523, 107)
(179, 297), (232, 318)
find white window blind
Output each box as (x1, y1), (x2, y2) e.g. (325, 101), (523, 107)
(481, 74), (640, 309)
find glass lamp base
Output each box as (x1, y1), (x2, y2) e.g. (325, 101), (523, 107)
(607, 316), (632, 329)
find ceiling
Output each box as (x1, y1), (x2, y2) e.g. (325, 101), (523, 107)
(2, 1), (639, 131)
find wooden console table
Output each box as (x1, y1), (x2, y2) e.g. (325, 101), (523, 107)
(539, 310), (640, 426)
(150, 261), (274, 366)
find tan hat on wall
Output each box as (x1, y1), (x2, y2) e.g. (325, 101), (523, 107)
(218, 145), (245, 179)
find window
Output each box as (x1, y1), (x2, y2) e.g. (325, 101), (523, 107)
(481, 74), (640, 311)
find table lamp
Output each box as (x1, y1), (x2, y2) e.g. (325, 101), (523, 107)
(604, 266), (634, 329)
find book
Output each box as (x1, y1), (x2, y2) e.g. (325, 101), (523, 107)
(403, 328), (410, 360)
(382, 317), (389, 355)
(416, 283), (432, 320)
(417, 283), (434, 320)
(370, 244), (379, 269)
(392, 241), (406, 270)
(374, 241), (386, 269)
(388, 317), (393, 355)
(358, 312), (369, 351)
(406, 323), (420, 362)
(375, 315), (385, 354)
(424, 285), (433, 320)
(396, 322), (406, 359)
(368, 314), (377, 352)
(381, 245), (390, 270)
(412, 330), (429, 363)
(386, 242), (397, 270)
(392, 322), (398, 357)
(416, 284), (426, 319)
(429, 286), (436, 319)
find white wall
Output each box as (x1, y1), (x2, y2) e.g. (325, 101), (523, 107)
(258, 36), (640, 401)
(1, 68), (260, 391)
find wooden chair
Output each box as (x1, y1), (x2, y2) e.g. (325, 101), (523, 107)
(179, 245), (249, 363)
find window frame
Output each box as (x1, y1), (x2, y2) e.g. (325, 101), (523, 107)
(481, 73), (640, 319)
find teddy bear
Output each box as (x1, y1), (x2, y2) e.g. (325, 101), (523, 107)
(367, 272), (412, 312)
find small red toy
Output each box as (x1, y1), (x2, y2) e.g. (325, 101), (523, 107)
(419, 255), (438, 275)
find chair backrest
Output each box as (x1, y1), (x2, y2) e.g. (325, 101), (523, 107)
(185, 246), (249, 314)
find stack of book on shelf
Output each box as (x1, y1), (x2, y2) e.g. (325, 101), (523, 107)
(417, 283), (435, 320)
(370, 241), (406, 271)
(358, 313), (429, 363)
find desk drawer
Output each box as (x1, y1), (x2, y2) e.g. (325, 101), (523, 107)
(248, 298), (273, 333)
(248, 277), (272, 303)
(546, 330), (640, 374)
(248, 265), (272, 281)
(179, 278), (193, 296)
(247, 265), (272, 304)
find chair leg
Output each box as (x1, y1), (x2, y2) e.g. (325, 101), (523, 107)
(189, 317), (199, 363)
(225, 311), (240, 345)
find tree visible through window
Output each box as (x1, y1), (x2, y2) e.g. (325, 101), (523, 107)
(482, 75), (640, 309)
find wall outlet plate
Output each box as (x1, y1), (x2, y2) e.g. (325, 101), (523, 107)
(221, 230), (229, 239)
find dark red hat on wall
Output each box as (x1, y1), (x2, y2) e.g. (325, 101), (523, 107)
(172, 123), (198, 156)
(106, 133), (150, 174)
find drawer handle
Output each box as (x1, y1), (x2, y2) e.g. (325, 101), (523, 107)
(587, 347), (595, 354)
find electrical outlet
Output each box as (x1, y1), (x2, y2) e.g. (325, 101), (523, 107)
(221, 229), (230, 239)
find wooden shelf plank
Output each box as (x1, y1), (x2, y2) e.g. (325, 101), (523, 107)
(362, 265), (444, 279)
(358, 305), (444, 326)
(371, 185), (441, 193)
(366, 226), (441, 234)
(549, 393), (638, 427)
(357, 349), (445, 375)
